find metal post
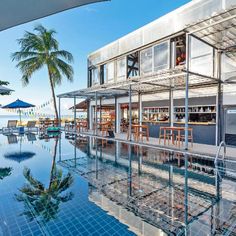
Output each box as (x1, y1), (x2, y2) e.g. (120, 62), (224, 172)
(169, 89), (174, 127)
(184, 153), (189, 234)
(216, 51), (222, 146)
(138, 92), (142, 126)
(59, 134), (62, 162)
(87, 99), (90, 130)
(128, 143), (132, 196)
(115, 96), (118, 133)
(58, 97), (61, 128)
(95, 92), (98, 136)
(185, 34), (190, 150)
(74, 96), (76, 132)
(74, 140), (77, 168)
(99, 97), (102, 123)
(129, 85), (132, 141)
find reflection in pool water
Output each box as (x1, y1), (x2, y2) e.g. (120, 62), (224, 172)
(15, 166), (74, 222)
(15, 138), (74, 222)
(0, 132), (236, 235)
(0, 167), (12, 180)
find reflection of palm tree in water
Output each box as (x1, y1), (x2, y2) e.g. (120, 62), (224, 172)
(15, 138), (74, 222)
(0, 167), (12, 180)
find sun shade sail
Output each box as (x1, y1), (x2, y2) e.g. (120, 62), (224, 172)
(0, 0), (109, 32)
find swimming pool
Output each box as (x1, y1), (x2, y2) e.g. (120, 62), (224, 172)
(0, 132), (236, 235)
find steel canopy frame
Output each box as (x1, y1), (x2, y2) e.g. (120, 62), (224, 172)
(58, 6), (236, 149)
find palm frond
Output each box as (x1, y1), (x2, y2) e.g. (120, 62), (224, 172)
(55, 58), (74, 83)
(17, 32), (45, 52)
(16, 56), (44, 86)
(51, 50), (74, 63)
(23, 167), (45, 191)
(11, 51), (43, 61)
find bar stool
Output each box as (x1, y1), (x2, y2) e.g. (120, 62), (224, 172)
(159, 127), (172, 145)
(138, 125), (149, 142)
(176, 128), (193, 147)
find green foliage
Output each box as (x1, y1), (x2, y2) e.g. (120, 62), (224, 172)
(15, 167), (74, 222)
(0, 167), (12, 180)
(12, 24), (74, 118)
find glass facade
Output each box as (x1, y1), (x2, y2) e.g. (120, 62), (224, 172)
(117, 57), (126, 81)
(92, 67), (99, 86)
(190, 36), (214, 77)
(107, 62), (115, 83)
(153, 42), (169, 71)
(140, 47), (153, 75)
(88, 36), (216, 87)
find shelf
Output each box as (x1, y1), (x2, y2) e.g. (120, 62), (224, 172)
(174, 112), (216, 114)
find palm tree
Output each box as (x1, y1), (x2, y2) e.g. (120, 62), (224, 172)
(0, 167), (12, 180)
(12, 24), (74, 120)
(15, 139), (74, 222)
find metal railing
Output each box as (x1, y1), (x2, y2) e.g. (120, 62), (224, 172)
(214, 141), (226, 166)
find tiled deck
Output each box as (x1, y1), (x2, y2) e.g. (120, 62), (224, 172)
(64, 129), (236, 160)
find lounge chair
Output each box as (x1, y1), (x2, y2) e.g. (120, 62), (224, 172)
(25, 121), (38, 133)
(2, 120), (18, 133)
(7, 134), (18, 144)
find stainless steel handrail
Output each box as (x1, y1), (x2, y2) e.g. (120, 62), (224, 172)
(214, 141), (226, 166)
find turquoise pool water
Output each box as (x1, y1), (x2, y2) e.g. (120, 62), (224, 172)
(0, 132), (236, 235)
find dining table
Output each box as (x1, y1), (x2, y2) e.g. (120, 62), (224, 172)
(160, 126), (192, 147)
(127, 124), (149, 141)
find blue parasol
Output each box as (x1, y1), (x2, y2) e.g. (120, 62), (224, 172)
(2, 99), (35, 124)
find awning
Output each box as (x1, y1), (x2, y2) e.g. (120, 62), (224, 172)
(0, 0), (109, 32)
(70, 100), (88, 110)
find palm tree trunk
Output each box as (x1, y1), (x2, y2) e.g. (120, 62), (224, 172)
(49, 138), (58, 189)
(47, 67), (59, 120)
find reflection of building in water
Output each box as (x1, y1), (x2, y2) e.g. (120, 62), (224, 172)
(89, 189), (166, 236)
(60, 137), (231, 235)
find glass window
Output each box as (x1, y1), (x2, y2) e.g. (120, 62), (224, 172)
(107, 62), (114, 83)
(100, 64), (107, 84)
(141, 47), (153, 74)
(127, 52), (139, 78)
(92, 67), (99, 86)
(117, 58), (126, 81)
(154, 42), (169, 72)
(190, 37), (213, 77)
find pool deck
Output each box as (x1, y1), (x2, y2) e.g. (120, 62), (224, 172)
(64, 129), (236, 160)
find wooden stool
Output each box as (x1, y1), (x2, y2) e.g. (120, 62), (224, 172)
(176, 128), (193, 147)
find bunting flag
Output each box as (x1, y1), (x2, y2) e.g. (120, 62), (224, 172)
(4, 98), (55, 118)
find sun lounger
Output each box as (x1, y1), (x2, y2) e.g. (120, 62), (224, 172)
(2, 120), (18, 133)
(25, 121), (38, 133)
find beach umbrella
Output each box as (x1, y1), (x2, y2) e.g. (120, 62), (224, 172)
(0, 85), (13, 95)
(1, 99), (35, 124)
(4, 135), (35, 163)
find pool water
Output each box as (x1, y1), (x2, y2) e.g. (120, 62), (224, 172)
(0, 132), (236, 236)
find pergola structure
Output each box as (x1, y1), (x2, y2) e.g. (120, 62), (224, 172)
(58, 6), (236, 150)
(0, 0), (109, 32)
